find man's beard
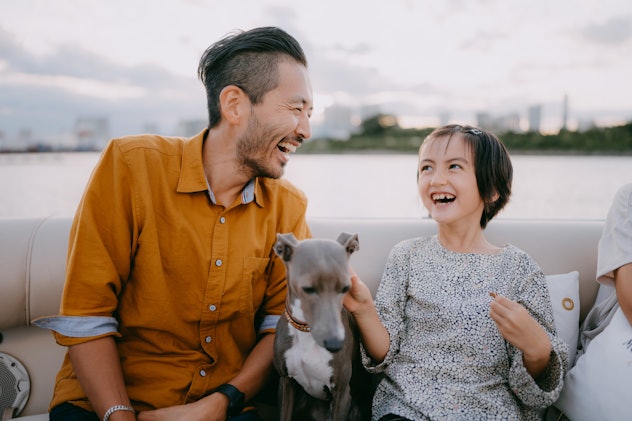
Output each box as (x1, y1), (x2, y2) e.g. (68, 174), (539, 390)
(236, 115), (285, 179)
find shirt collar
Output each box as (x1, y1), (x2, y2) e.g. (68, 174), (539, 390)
(177, 129), (208, 194)
(177, 129), (263, 207)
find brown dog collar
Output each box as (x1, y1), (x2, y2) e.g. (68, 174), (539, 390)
(283, 309), (311, 332)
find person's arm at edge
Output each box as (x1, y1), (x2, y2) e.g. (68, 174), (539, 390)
(615, 263), (632, 325)
(69, 336), (136, 420)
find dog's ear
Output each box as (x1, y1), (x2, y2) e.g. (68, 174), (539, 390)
(274, 233), (298, 262)
(336, 232), (359, 255)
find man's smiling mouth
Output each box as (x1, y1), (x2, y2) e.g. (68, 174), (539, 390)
(278, 140), (297, 153)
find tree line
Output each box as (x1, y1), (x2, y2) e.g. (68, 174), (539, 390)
(298, 114), (632, 155)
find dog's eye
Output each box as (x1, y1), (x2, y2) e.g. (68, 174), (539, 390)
(341, 286), (350, 294)
(302, 286), (317, 294)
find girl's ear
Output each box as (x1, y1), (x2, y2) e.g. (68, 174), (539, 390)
(489, 191), (500, 203)
(218, 85), (248, 125)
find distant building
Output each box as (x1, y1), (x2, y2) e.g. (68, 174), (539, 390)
(562, 94), (569, 131)
(476, 112), (494, 130)
(359, 104), (381, 123)
(577, 118), (596, 132)
(528, 105), (542, 133)
(142, 122), (159, 134)
(476, 112), (521, 133)
(322, 104), (354, 140)
(75, 117), (109, 150)
(177, 119), (207, 138)
(439, 111), (451, 126)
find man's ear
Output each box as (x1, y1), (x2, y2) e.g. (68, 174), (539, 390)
(218, 85), (248, 125)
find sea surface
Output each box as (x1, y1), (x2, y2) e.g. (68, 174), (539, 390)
(0, 152), (631, 220)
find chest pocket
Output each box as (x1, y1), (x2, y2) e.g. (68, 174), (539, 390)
(241, 257), (270, 315)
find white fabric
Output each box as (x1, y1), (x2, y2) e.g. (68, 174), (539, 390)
(596, 183), (632, 286)
(545, 271), (580, 366)
(554, 307), (632, 420)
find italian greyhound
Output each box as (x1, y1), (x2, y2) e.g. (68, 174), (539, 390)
(273, 232), (371, 421)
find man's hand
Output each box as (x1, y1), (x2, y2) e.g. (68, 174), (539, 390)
(138, 393), (229, 421)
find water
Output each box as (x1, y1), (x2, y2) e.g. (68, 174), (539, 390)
(0, 152), (630, 220)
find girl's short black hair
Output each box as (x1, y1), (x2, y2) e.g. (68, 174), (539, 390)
(420, 124), (513, 228)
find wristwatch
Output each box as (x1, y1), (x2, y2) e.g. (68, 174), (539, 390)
(213, 383), (245, 417)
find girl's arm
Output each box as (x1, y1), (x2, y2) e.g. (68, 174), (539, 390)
(343, 273), (390, 363)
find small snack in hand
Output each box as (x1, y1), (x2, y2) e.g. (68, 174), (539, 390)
(489, 292), (498, 298)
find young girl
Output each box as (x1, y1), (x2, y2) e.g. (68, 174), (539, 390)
(345, 124), (568, 420)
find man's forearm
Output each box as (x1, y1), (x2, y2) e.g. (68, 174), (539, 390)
(69, 336), (134, 420)
(226, 333), (276, 401)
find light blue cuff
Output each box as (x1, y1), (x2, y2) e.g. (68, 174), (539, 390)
(259, 314), (280, 333)
(32, 315), (119, 337)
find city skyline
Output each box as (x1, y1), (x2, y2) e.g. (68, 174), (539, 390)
(1, 0), (631, 147)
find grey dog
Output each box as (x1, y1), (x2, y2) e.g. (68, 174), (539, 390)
(272, 232), (371, 421)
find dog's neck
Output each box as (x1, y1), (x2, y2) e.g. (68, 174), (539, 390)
(284, 295), (310, 332)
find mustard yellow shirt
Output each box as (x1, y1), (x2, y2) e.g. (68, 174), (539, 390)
(44, 130), (310, 411)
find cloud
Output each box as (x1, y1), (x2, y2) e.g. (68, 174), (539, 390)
(579, 15), (632, 45)
(0, 27), (205, 140)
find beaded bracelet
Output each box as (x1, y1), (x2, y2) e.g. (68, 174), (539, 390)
(103, 404), (135, 421)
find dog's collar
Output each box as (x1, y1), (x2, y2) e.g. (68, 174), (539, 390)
(283, 309), (311, 332)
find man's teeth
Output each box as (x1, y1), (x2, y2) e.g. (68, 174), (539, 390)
(432, 193), (455, 203)
(278, 141), (297, 153)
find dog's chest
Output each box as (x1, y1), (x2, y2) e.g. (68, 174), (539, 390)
(284, 328), (335, 400)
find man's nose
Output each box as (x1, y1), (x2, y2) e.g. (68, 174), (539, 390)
(295, 112), (311, 141)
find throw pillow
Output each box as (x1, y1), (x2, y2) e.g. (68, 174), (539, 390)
(545, 271), (580, 366)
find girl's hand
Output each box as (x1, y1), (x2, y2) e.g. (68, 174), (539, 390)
(343, 269), (374, 317)
(489, 294), (552, 378)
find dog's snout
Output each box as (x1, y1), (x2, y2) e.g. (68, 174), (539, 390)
(323, 337), (344, 352)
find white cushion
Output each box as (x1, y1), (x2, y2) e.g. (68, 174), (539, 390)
(554, 306), (632, 420)
(545, 271), (580, 366)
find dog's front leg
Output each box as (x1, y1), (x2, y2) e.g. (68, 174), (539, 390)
(278, 376), (296, 421)
(330, 386), (352, 421)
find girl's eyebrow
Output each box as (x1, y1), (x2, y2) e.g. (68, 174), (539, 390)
(420, 156), (469, 164)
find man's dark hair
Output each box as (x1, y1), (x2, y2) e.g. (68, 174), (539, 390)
(198, 26), (307, 128)
(420, 124), (513, 228)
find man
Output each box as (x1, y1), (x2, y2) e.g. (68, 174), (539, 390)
(35, 26), (313, 421)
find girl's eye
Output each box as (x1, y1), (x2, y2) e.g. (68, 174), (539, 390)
(449, 163), (462, 170)
(420, 165), (432, 172)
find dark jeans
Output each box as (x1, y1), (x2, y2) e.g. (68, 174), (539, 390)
(379, 415), (412, 421)
(50, 402), (263, 421)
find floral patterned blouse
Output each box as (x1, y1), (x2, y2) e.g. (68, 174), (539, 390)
(362, 236), (568, 421)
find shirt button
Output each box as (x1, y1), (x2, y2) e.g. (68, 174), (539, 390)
(220, 216), (226, 224)
(199, 370), (206, 377)
(209, 304), (217, 311)
(205, 336), (212, 343)
(215, 259), (222, 267)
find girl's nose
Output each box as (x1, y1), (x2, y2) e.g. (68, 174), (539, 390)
(430, 169), (447, 186)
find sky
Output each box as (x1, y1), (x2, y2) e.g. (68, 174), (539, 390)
(1, 0), (631, 147)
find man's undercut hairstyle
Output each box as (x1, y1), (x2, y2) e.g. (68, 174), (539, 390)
(198, 26), (307, 128)
(420, 124), (513, 228)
